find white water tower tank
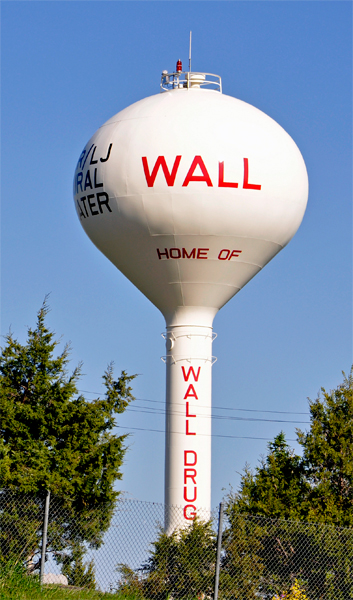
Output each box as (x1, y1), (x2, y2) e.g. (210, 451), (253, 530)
(73, 65), (308, 532)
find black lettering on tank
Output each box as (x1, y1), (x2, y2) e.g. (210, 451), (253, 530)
(87, 194), (99, 216)
(77, 150), (85, 170)
(90, 146), (98, 165)
(100, 143), (113, 163)
(84, 170), (93, 190)
(80, 196), (89, 217)
(94, 168), (103, 188)
(76, 172), (83, 193)
(76, 199), (85, 219)
(97, 192), (112, 213)
(81, 144), (94, 170)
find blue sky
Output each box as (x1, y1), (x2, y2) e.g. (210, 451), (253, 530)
(1, 1), (352, 508)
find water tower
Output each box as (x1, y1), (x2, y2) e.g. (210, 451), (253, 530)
(73, 61), (308, 532)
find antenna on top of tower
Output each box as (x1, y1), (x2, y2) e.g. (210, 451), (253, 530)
(189, 31), (192, 72)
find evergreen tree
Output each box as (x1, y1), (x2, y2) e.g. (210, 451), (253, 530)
(118, 518), (217, 600)
(233, 432), (310, 521)
(224, 369), (353, 599)
(229, 369), (353, 526)
(298, 369), (353, 526)
(61, 543), (96, 589)
(143, 518), (217, 600)
(0, 300), (135, 582)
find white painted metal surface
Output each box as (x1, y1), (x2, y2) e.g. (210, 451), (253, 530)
(73, 74), (308, 531)
(163, 324), (214, 531)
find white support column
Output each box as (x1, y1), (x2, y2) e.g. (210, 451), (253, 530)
(163, 324), (215, 533)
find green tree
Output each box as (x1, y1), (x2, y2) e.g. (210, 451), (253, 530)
(118, 518), (217, 600)
(298, 369), (353, 527)
(229, 369), (353, 525)
(224, 370), (353, 599)
(0, 301), (135, 585)
(233, 432), (310, 521)
(221, 512), (265, 599)
(61, 543), (96, 589)
(223, 508), (353, 600)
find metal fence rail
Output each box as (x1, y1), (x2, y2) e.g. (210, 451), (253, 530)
(0, 490), (352, 599)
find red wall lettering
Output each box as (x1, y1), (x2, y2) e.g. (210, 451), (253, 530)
(186, 402), (196, 418)
(170, 248), (181, 259)
(218, 249), (242, 260)
(184, 468), (197, 484)
(184, 384), (198, 399)
(197, 248), (209, 259)
(182, 366), (201, 382)
(182, 248), (196, 259)
(142, 156), (181, 187)
(157, 248), (210, 260)
(218, 249), (230, 260)
(228, 249), (242, 259)
(182, 156), (213, 187)
(184, 450), (197, 466)
(143, 156), (262, 190)
(157, 248), (169, 259)
(184, 505), (196, 520)
(182, 366), (199, 516)
(186, 420), (196, 435)
(243, 158), (261, 190)
(157, 247), (242, 261)
(184, 487), (197, 502)
(218, 161), (238, 188)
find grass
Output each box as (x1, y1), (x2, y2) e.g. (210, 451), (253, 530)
(0, 563), (139, 600)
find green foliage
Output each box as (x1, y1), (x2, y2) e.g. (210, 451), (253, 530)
(116, 565), (144, 599)
(221, 511), (265, 599)
(230, 369), (353, 526)
(0, 493), (43, 571)
(298, 369), (353, 527)
(0, 559), (129, 599)
(0, 561), (41, 600)
(61, 543), (96, 589)
(224, 369), (353, 599)
(272, 579), (310, 600)
(0, 300), (135, 579)
(222, 510), (353, 600)
(118, 518), (217, 600)
(233, 433), (310, 521)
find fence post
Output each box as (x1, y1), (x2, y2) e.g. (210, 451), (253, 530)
(40, 490), (50, 586)
(214, 502), (224, 600)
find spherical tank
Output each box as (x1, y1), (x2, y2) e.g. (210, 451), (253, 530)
(73, 79), (308, 329)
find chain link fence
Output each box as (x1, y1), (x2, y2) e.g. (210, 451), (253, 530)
(1, 490), (352, 599)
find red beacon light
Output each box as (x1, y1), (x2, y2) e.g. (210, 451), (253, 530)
(176, 59), (182, 73)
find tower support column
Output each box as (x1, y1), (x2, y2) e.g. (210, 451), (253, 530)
(163, 324), (215, 533)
